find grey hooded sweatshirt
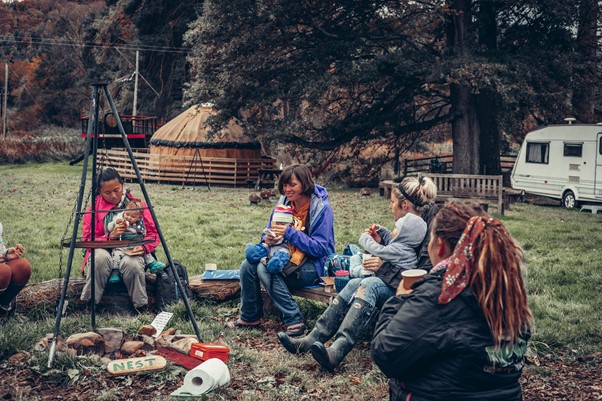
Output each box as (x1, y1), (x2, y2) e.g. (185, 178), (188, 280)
(358, 213), (427, 289)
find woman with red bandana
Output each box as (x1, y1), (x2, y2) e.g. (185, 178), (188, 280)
(372, 200), (534, 401)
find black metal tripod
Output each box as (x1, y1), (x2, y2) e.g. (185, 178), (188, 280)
(48, 84), (202, 367)
(181, 148), (211, 191)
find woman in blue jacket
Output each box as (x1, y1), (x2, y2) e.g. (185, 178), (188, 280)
(232, 164), (335, 336)
(371, 201), (534, 401)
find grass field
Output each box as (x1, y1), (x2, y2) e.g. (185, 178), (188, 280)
(0, 162), (601, 399)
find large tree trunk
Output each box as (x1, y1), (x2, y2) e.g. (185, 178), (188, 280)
(573, 0), (599, 123)
(450, 84), (480, 173)
(447, 0), (480, 174)
(477, 2), (501, 175)
(477, 91), (501, 175)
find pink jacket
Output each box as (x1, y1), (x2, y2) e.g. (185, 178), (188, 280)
(81, 192), (160, 272)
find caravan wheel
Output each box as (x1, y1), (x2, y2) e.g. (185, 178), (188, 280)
(562, 191), (578, 209)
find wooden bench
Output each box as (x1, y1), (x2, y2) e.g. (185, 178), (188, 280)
(379, 174), (505, 215)
(292, 286), (335, 303)
(431, 173), (504, 214)
(254, 168), (282, 190)
(379, 179), (396, 199)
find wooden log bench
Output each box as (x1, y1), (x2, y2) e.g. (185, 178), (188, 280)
(15, 274), (158, 313)
(16, 273), (334, 321)
(189, 274), (334, 305)
(379, 174), (506, 215)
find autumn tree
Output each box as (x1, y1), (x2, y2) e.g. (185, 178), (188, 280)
(1, 0), (201, 129)
(0, 0), (104, 127)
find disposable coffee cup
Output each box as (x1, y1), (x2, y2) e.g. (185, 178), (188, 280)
(401, 269), (427, 290)
(361, 254), (375, 277)
(205, 263), (217, 271)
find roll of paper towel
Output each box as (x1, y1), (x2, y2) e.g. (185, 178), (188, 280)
(171, 358), (231, 397)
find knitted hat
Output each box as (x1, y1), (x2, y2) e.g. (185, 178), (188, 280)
(272, 205), (294, 224)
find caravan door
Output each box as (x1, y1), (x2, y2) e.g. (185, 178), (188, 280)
(597, 133), (602, 196)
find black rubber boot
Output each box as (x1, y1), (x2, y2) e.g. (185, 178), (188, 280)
(0, 284), (25, 304)
(0, 284), (25, 318)
(310, 298), (377, 372)
(277, 296), (350, 354)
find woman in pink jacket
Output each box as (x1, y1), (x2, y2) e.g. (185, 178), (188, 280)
(79, 167), (159, 310)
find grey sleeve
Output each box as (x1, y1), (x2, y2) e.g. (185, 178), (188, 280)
(359, 232), (415, 268)
(358, 215), (427, 269)
(377, 226), (393, 245)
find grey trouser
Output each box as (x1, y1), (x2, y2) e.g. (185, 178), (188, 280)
(112, 249), (155, 269)
(80, 248), (148, 308)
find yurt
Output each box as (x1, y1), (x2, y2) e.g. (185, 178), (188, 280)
(148, 105), (274, 186)
(150, 105), (263, 158)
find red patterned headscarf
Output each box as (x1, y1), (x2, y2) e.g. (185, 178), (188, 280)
(438, 215), (508, 304)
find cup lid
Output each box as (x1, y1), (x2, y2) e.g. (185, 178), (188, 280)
(401, 269), (427, 278)
(335, 270), (350, 277)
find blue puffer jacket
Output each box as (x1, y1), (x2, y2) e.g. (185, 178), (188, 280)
(371, 268), (529, 401)
(265, 185), (335, 277)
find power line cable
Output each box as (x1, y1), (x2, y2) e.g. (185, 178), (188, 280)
(113, 46), (160, 96)
(0, 35), (191, 54)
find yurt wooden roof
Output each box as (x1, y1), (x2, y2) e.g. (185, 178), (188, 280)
(150, 105), (260, 149)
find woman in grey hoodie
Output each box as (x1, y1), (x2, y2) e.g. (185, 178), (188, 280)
(278, 176), (438, 372)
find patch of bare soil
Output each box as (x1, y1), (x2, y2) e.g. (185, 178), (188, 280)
(521, 351), (602, 401)
(1, 319), (600, 401)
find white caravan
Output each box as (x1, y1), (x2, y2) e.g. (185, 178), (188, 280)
(511, 124), (602, 209)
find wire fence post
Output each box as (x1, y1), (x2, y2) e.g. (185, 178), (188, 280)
(3, 62), (8, 139)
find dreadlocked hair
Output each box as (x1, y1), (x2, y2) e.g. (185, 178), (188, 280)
(433, 200), (534, 347)
(469, 219), (534, 347)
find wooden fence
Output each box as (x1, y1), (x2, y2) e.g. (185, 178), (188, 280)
(402, 154), (517, 176)
(97, 148), (276, 187)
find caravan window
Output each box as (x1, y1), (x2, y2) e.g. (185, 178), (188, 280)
(563, 143), (583, 157)
(526, 142), (549, 164)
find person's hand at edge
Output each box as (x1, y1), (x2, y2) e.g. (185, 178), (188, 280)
(362, 256), (383, 272)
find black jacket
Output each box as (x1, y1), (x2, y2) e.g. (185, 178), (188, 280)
(371, 269), (528, 401)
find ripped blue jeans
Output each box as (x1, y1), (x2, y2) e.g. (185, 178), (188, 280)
(337, 276), (394, 309)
